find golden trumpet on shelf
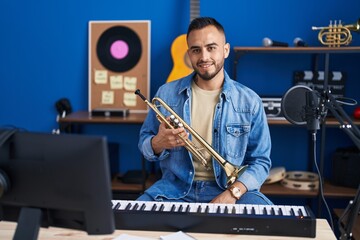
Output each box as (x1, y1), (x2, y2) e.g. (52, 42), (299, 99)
(312, 18), (360, 47)
(135, 89), (248, 186)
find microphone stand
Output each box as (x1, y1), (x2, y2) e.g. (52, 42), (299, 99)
(320, 89), (360, 240)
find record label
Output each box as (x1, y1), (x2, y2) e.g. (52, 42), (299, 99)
(96, 26), (142, 72)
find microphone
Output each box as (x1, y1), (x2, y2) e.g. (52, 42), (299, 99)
(262, 37), (288, 47)
(281, 85), (323, 132)
(293, 37), (308, 47)
(304, 90), (320, 132)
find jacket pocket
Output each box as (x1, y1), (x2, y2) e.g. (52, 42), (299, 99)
(225, 124), (250, 158)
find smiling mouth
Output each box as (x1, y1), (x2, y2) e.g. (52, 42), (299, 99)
(198, 62), (213, 69)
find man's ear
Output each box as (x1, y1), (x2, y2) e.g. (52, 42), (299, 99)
(224, 43), (230, 58)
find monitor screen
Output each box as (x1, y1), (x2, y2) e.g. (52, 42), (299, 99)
(0, 128), (115, 239)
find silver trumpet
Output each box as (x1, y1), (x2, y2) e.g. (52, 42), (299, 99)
(135, 89), (248, 186)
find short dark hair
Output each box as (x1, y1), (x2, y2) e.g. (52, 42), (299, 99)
(187, 17), (225, 38)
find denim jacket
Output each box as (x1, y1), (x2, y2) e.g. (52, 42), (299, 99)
(138, 70), (271, 200)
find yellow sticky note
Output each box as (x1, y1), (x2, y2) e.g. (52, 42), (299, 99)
(101, 91), (114, 104)
(110, 75), (123, 89)
(124, 76), (137, 91)
(123, 92), (136, 106)
(94, 70), (108, 84)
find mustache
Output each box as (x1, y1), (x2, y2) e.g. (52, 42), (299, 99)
(197, 60), (214, 65)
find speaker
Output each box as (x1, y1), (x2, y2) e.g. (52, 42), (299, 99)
(332, 147), (360, 188)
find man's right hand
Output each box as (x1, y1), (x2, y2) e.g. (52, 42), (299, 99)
(151, 120), (188, 155)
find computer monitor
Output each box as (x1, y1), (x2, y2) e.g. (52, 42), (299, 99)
(0, 128), (115, 239)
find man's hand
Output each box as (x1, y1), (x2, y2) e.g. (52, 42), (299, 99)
(151, 119), (188, 154)
(210, 181), (247, 204)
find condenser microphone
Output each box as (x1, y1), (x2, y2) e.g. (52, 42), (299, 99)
(293, 37), (308, 47)
(281, 85), (322, 132)
(262, 37), (289, 47)
(304, 90), (320, 132)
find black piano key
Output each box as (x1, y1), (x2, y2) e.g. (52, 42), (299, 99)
(205, 205), (210, 213)
(270, 207), (275, 215)
(133, 203), (139, 210)
(113, 202), (120, 210)
(263, 207), (267, 215)
(159, 204), (165, 212)
(216, 206), (221, 214)
(185, 205), (190, 212)
(244, 206), (248, 214)
(139, 203), (146, 211)
(279, 208), (283, 216)
(151, 203), (157, 211)
(197, 205), (202, 213)
(170, 204), (176, 212)
(290, 208), (295, 216)
(251, 207), (255, 215)
(178, 205), (183, 212)
(231, 206), (236, 214)
(125, 203), (132, 210)
(225, 206), (230, 214)
(298, 208), (304, 217)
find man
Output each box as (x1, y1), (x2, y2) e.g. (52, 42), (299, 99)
(137, 17), (272, 205)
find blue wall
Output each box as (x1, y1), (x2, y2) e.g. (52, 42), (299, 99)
(1, 0), (359, 183)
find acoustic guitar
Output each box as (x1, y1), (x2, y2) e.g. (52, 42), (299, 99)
(166, 0), (200, 83)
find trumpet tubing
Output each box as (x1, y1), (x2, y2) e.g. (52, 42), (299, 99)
(135, 89), (248, 186)
(312, 19), (359, 47)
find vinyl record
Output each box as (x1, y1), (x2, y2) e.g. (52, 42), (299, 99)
(96, 26), (142, 72)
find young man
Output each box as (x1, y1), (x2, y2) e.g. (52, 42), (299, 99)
(137, 17), (272, 205)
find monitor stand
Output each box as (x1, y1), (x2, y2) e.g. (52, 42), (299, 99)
(13, 207), (42, 240)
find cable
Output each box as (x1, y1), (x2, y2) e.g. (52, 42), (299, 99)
(312, 132), (334, 230)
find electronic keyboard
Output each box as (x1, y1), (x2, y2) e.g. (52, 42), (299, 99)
(112, 200), (316, 238)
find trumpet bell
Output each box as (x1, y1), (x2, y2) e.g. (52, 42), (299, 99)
(345, 18), (360, 32)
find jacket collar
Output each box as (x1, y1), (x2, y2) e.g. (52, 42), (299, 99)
(178, 70), (233, 102)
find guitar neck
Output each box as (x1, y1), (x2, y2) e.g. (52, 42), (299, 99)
(190, 0), (200, 21)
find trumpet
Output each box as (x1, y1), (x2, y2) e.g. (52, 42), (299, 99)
(312, 19), (360, 47)
(135, 89), (248, 186)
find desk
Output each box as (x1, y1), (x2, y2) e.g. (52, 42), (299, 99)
(0, 219), (335, 240)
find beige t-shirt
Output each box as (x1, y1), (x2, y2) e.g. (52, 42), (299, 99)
(191, 81), (221, 181)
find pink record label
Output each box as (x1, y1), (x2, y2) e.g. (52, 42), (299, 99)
(110, 40), (129, 59)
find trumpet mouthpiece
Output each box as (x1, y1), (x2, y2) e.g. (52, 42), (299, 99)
(134, 89), (147, 101)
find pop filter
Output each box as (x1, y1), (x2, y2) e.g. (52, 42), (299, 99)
(281, 85), (313, 125)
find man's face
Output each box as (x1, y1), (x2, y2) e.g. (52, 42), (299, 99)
(187, 25), (230, 81)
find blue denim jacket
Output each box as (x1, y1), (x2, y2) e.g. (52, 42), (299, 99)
(138, 70), (271, 200)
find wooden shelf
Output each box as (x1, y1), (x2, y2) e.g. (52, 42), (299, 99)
(59, 111), (147, 124)
(233, 46), (360, 54)
(261, 181), (358, 198)
(267, 117), (360, 126)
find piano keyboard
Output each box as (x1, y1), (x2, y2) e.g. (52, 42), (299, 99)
(112, 200), (316, 238)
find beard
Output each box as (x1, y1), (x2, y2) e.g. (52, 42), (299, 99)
(193, 60), (224, 81)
